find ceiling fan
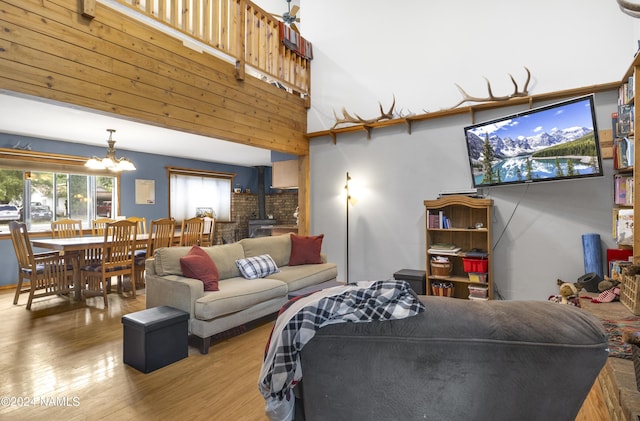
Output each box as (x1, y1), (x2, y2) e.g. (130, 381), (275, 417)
(273, 0), (300, 32)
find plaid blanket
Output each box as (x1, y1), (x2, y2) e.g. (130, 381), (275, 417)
(258, 280), (426, 421)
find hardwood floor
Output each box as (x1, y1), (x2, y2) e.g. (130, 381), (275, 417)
(0, 288), (610, 421)
(0, 289), (271, 420)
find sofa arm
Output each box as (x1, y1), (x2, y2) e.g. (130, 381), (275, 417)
(145, 259), (204, 319)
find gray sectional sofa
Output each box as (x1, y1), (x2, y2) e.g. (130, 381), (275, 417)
(295, 296), (608, 421)
(145, 234), (338, 353)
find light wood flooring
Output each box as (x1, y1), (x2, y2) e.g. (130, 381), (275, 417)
(0, 288), (271, 421)
(0, 288), (610, 421)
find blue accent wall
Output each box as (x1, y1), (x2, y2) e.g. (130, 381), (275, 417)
(0, 133), (273, 287)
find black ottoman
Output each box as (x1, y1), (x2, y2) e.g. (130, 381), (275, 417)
(393, 269), (426, 295)
(122, 306), (189, 373)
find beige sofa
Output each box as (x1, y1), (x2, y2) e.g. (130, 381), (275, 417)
(145, 234), (338, 353)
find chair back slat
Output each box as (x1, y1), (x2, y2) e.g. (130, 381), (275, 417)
(201, 217), (216, 246)
(180, 217), (204, 246)
(126, 216), (147, 235)
(91, 218), (116, 236)
(51, 219), (83, 238)
(148, 218), (176, 256)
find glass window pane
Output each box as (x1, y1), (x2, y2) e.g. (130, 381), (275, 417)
(170, 173), (231, 222)
(29, 171), (54, 231)
(0, 169), (23, 229)
(55, 173), (69, 219)
(96, 176), (114, 218)
(69, 174), (89, 221)
(0, 160), (117, 232)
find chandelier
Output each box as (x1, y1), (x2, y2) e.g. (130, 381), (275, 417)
(85, 129), (136, 171)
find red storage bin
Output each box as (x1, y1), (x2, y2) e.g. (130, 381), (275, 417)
(463, 258), (488, 273)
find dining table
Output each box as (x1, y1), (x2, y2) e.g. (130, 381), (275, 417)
(31, 233), (152, 301)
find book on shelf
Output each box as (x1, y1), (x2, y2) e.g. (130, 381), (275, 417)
(612, 112), (619, 139)
(616, 208), (634, 246)
(428, 247), (462, 255)
(613, 137), (634, 169)
(614, 173), (634, 206)
(619, 77), (635, 105)
(618, 104), (634, 136)
(430, 243), (458, 250)
(427, 210), (440, 229)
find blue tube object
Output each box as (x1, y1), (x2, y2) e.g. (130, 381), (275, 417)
(582, 233), (603, 279)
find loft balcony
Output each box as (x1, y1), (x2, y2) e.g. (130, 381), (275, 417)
(106, 0), (311, 100)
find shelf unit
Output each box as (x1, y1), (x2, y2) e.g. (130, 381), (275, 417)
(619, 54), (640, 262)
(424, 195), (493, 300)
(612, 64), (635, 251)
(616, 54), (640, 314)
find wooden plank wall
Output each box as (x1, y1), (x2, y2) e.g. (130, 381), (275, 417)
(0, 0), (309, 156)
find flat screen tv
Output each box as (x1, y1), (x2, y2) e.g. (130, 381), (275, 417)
(464, 95), (603, 188)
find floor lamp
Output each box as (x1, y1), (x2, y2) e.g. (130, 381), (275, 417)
(345, 171), (351, 284)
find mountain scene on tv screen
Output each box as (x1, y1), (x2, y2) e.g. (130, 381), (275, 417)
(466, 99), (601, 186)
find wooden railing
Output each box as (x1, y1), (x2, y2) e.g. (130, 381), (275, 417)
(113, 0), (310, 97)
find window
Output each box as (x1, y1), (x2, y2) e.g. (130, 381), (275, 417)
(0, 148), (118, 232)
(168, 167), (233, 222)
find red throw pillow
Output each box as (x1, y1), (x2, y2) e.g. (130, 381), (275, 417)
(289, 234), (324, 266)
(180, 246), (220, 291)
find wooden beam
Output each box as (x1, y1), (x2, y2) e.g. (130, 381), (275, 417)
(81, 0), (96, 19)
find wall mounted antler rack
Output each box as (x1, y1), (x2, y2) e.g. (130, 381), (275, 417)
(308, 80), (619, 144)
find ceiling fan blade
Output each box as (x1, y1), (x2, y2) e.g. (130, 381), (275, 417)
(290, 22), (300, 33)
(272, 13), (283, 19)
(290, 5), (300, 16)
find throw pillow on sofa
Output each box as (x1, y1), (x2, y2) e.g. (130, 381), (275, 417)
(180, 246), (220, 291)
(289, 234), (324, 266)
(236, 254), (279, 279)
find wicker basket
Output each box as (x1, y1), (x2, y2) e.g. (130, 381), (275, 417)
(430, 261), (452, 277)
(621, 274), (640, 315)
(431, 282), (455, 297)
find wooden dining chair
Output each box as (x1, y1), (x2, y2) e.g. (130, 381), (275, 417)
(50, 218), (84, 286)
(201, 216), (216, 246)
(81, 220), (137, 307)
(126, 216), (147, 235)
(180, 217), (205, 246)
(9, 221), (72, 310)
(51, 218), (83, 238)
(134, 218), (176, 287)
(91, 217), (116, 236)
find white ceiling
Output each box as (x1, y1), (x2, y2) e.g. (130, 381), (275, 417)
(0, 92), (274, 167)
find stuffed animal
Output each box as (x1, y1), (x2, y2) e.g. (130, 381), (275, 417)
(623, 330), (640, 347)
(548, 279), (581, 307)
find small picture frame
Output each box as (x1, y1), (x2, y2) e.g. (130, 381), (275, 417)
(196, 207), (214, 217)
(233, 187), (242, 193)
